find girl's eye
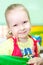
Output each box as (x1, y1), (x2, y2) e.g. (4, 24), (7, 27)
(23, 21), (27, 24)
(13, 24), (18, 27)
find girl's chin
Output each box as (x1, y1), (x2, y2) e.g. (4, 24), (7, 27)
(18, 35), (28, 39)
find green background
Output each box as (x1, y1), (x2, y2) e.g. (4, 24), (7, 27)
(0, 0), (43, 25)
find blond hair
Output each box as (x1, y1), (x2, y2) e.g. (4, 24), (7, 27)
(5, 4), (30, 26)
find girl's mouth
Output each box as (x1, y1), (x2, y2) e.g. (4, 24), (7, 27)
(19, 31), (27, 34)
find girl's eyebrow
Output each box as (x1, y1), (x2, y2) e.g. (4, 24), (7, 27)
(23, 20), (28, 22)
(22, 20), (28, 22)
(23, 19), (28, 21)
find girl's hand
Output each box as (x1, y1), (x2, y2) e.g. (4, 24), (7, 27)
(27, 57), (43, 65)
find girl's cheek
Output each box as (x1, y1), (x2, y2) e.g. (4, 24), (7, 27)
(25, 23), (31, 29)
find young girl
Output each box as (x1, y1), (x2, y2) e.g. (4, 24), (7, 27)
(0, 4), (42, 65)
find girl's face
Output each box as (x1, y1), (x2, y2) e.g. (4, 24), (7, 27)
(6, 8), (31, 39)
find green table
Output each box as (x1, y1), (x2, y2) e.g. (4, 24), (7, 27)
(0, 55), (30, 65)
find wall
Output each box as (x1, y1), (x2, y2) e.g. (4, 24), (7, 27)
(0, 0), (43, 25)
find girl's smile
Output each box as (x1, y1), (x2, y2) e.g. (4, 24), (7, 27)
(6, 7), (31, 41)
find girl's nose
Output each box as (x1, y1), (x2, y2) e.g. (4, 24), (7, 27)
(20, 25), (25, 30)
